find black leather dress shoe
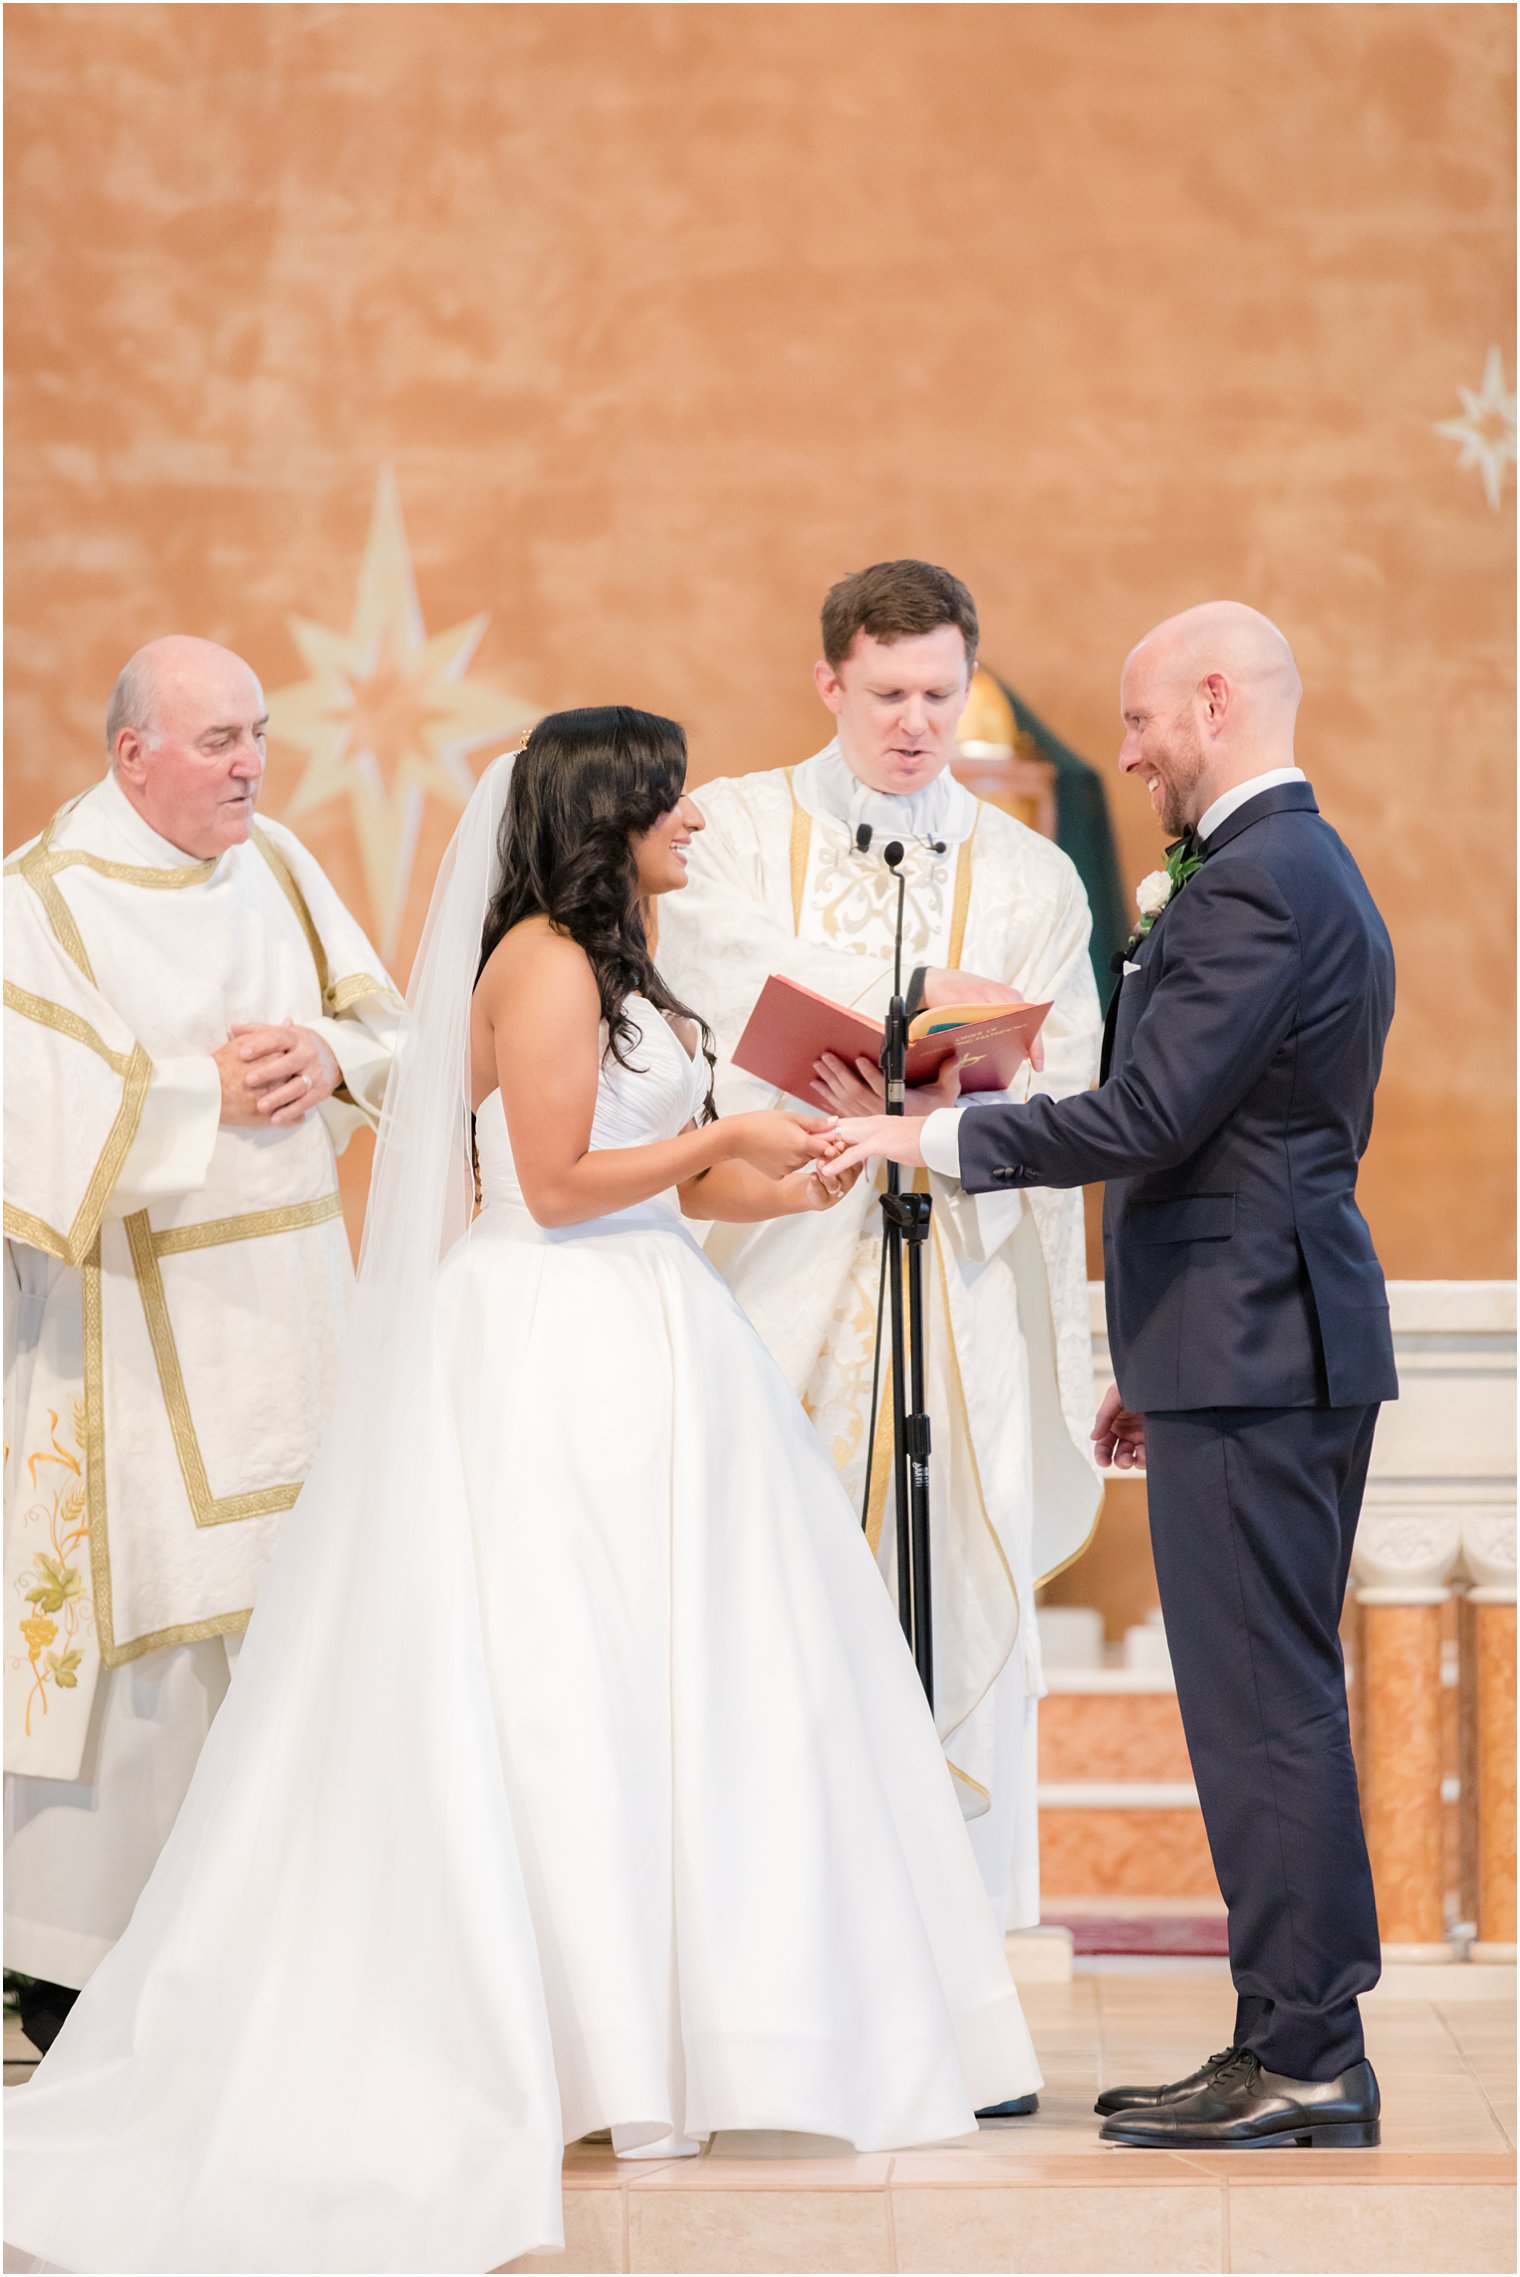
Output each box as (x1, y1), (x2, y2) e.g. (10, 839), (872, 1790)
(976, 2094), (1039, 2119)
(1099, 2050), (1380, 2149)
(1095, 2047), (1238, 2117)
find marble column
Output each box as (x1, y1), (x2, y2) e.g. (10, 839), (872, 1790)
(1352, 1508), (1462, 1959)
(1464, 1512), (1517, 1961)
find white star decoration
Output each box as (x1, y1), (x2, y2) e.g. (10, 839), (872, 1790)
(1434, 347), (1516, 511)
(266, 468), (539, 959)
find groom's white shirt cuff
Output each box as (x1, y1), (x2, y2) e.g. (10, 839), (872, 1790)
(919, 1107), (966, 1181)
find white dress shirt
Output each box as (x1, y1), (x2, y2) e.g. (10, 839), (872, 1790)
(918, 765), (1308, 1181)
(1196, 765), (1306, 844)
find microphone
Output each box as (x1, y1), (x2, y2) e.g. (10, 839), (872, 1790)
(853, 824), (948, 859)
(882, 840), (909, 1110)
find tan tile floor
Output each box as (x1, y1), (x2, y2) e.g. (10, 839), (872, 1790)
(512, 1962), (1517, 2275)
(6, 1963), (1515, 2273)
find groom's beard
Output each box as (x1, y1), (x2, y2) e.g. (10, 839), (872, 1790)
(1157, 722), (1208, 837)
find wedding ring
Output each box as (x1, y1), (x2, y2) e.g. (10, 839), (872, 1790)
(302, 1073), (313, 1090)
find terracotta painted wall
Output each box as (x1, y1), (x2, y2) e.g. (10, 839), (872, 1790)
(6, 2), (1514, 1276)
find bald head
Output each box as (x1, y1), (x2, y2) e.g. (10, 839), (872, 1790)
(1129, 603), (1302, 730)
(106, 636), (262, 755)
(108, 636), (268, 858)
(1119, 602), (1303, 835)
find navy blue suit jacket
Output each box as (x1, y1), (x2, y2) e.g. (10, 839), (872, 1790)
(956, 782), (1398, 1411)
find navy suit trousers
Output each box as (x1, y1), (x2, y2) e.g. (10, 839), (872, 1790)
(1143, 1403), (1382, 2079)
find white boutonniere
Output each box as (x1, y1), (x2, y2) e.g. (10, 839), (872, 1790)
(1135, 870), (1173, 924)
(1122, 840), (1206, 959)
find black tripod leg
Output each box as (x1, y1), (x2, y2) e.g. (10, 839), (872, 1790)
(905, 1212), (934, 1710)
(887, 1208), (913, 1648)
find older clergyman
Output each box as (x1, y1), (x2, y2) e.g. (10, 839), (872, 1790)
(4, 636), (400, 2048)
(837, 602), (1395, 2152)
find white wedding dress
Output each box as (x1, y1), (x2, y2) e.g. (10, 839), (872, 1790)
(5, 995), (1039, 2276)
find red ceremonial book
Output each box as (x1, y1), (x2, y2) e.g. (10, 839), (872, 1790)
(733, 975), (1053, 1110)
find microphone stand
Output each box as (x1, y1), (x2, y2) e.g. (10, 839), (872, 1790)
(878, 841), (935, 1712)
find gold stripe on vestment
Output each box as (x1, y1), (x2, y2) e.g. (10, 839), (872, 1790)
(8, 802), (221, 987)
(326, 970), (400, 1015)
(252, 830), (398, 1022)
(81, 1234), (256, 1667)
(253, 827), (331, 1000)
(2, 1042), (153, 1267)
(123, 1208), (321, 1527)
(4, 981), (135, 1075)
(10, 814), (99, 983)
(786, 769), (810, 932)
(41, 848), (216, 888)
(946, 815), (978, 970)
(150, 1191), (344, 1256)
(863, 1352), (895, 1559)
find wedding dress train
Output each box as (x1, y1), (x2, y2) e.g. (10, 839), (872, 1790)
(5, 996), (1038, 2274)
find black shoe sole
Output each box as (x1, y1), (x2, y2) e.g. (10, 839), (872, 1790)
(1103, 2119), (1381, 2150)
(976, 2094), (1039, 2119)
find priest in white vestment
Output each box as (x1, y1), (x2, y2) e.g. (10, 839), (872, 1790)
(659, 563), (1102, 1935)
(3, 637), (400, 2034)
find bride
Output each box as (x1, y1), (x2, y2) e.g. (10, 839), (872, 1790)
(5, 707), (1040, 2275)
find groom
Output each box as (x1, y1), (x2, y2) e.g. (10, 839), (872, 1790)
(835, 601), (1396, 2150)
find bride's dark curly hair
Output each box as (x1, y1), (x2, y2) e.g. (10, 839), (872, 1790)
(477, 705), (716, 1120)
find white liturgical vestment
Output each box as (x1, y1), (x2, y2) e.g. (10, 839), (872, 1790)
(4, 774), (399, 1981)
(659, 745), (1103, 1926)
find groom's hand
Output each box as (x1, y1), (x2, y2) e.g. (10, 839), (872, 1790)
(1092, 1382), (1147, 1471)
(831, 1116), (927, 1175)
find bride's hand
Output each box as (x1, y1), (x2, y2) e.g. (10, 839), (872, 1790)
(724, 1108), (839, 1179)
(793, 1148), (863, 1212)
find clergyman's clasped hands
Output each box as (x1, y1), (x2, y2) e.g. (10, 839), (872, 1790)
(213, 1020), (341, 1127)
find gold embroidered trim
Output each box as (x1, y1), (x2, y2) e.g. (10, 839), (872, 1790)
(8, 802), (223, 988)
(43, 848), (215, 888)
(947, 815), (978, 970)
(2, 1042), (153, 1266)
(10, 813), (98, 982)
(122, 1208), (313, 1528)
(786, 769), (811, 932)
(81, 1237), (112, 1649)
(864, 1354), (895, 1558)
(946, 1760), (991, 1803)
(326, 970), (399, 1015)
(253, 827), (331, 1001)
(8, 787), (243, 996)
(4, 982), (134, 1075)
(103, 1607), (252, 1670)
(251, 832), (397, 1021)
(2, 1206), (73, 1262)
(151, 1191), (344, 1256)
(80, 1237), (254, 1666)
